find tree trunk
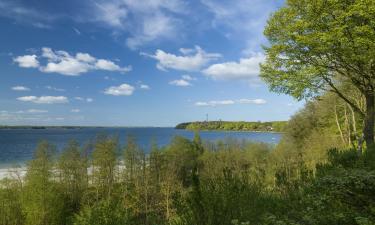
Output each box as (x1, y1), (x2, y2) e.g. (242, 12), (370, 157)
(363, 92), (375, 148)
(334, 104), (346, 145)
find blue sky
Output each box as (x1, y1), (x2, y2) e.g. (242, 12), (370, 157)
(0, 0), (303, 126)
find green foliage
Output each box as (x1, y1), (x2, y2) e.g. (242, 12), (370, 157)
(261, 0), (375, 99)
(73, 198), (130, 225)
(266, 150), (375, 225)
(1, 120), (375, 225)
(0, 178), (24, 225)
(92, 136), (118, 199)
(176, 121), (288, 132)
(176, 169), (274, 225)
(260, 0), (375, 146)
(22, 141), (65, 225)
(58, 140), (88, 222)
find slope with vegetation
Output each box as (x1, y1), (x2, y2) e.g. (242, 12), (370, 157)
(0, 114), (374, 225)
(1, 0), (375, 224)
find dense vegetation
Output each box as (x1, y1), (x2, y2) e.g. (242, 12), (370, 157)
(1, 0), (375, 224)
(1, 101), (375, 225)
(260, 0), (375, 147)
(175, 121), (287, 132)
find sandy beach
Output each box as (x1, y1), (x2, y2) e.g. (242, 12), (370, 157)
(0, 167), (27, 180)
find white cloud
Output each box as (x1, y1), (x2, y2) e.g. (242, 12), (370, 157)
(45, 86), (65, 92)
(75, 53), (95, 63)
(181, 74), (196, 81)
(94, 1), (128, 28)
(71, 109), (81, 113)
(13, 55), (39, 68)
(0, 0), (57, 29)
(104, 83), (135, 96)
(17, 96), (69, 104)
(201, 0), (275, 52)
(169, 74), (197, 87)
(169, 79), (191, 87)
(74, 97), (84, 101)
(11, 86), (30, 91)
(27, 109), (48, 113)
(95, 59), (131, 72)
(179, 48), (195, 55)
(142, 46), (221, 71)
(73, 27), (81, 35)
(75, 97), (94, 102)
(202, 53), (265, 81)
(195, 100), (235, 107)
(195, 98), (266, 107)
(140, 84), (150, 90)
(14, 47), (131, 76)
(93, 0), (186, 49)
(238, 98), (267, 105)
(15, 109), (48, 114)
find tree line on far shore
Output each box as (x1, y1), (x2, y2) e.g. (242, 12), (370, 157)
(175, 121), (288, 132)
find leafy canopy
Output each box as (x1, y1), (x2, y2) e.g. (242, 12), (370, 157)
(261, 0), (375, 113)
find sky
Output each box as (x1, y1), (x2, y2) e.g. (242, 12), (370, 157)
(0, 0), (304, 127)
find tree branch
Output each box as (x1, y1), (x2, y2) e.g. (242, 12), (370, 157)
(322, 76), (365, 117)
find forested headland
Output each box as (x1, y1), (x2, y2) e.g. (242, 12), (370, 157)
(1, 0), (375, 224)
(175, 121), (288, 132)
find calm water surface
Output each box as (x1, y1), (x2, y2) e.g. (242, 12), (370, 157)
(0, 127), (281, 168)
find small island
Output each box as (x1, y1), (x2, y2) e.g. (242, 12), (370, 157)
(175, 121), (288, 132)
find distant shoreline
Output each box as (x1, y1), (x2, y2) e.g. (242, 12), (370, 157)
(178, 128), (284, 134)
(175, 121), (288, 133)
(0, 126), (172, 130)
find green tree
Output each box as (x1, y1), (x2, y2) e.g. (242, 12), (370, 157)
(123, 135), (142, 182)
(22, 141), (64, 225)
(58, 140), (87, 220)
(0, 177), (24, 225)
(260, 0), (375, 147)
(92, 136), (117, 199)
(73, 198), (130, 225)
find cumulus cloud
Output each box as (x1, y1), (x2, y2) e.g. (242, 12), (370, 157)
(195, 98), (266, 107)
(169, 79), (191, 87)
(11, 86), (30, 91)
(202, 53), (265, 81)
(169, 74), (198, 87)
(104, 83), (135, 96)
(142, 46), (221, 71)
(71, 109), (81, 113)
(17, 96), (69, 104)
(14, 47), (131, 76)
(13, 55), (39, 68)
(95, 59), (130, 71)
